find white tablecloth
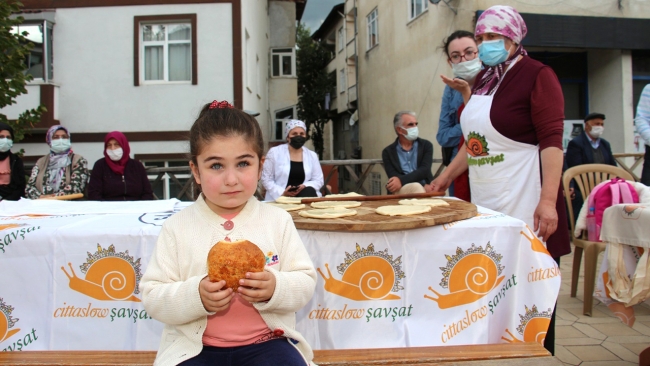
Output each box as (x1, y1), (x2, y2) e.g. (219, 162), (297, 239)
(0, 201), (560, 352)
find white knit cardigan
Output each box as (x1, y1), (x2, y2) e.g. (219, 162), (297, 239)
(140, 195), (317, 366)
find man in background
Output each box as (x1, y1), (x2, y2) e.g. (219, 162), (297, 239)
(382, 111), (434, 194)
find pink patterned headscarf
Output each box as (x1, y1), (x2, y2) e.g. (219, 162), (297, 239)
(473, 5), (528, 96)
(475, 5), (527, 44)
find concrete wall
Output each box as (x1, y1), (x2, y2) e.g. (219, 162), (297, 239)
(242, 0), (270, 141)
(12, 3), (235, 163)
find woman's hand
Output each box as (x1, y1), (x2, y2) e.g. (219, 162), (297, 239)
(282, 184), (305, 196)
(199, 277), (234, 313)
(440, 75), (472, 102)
(430, 173), (453, 194)
(534, 200), (558, 242)
(238, 271), (276, 303)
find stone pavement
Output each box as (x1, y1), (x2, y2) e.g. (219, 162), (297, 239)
(555, 244), (650, 365)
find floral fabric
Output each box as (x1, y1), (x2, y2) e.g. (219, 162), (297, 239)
(25, 156), (89, 199)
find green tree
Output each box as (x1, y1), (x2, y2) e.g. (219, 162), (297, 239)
(1, 1), (46, 144)
(296, 22), (334, 160)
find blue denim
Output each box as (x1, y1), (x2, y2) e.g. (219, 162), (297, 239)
(436, 86), (464, 161)
(178, 338), (306, 366)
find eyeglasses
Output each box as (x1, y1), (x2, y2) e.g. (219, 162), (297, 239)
(449, 50), (477, 64)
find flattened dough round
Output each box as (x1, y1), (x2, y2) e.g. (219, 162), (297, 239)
(398, 198), (450, 207)
(311, 201), (362, 209)
(376, 205), (431, 216)
(299, 207), (358, 219)
(325, 192), (364, 198)
(274, 196), (303, 204)
(266, 202), (306, 211)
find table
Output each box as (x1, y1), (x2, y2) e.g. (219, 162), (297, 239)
(0, 200), (560, 352)
(595, 203), (650, 326)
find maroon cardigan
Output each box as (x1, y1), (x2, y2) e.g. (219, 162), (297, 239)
(87, 158), (153, 201)
(472, 56), (571, 259)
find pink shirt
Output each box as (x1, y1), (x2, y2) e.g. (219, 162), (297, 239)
(202, 212), (275, 347)
(0, 158), (11, 185)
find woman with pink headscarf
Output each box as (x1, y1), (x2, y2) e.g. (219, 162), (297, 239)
(25, 125), (89, 199)
(87, 131), (153, 201)
(432, 5), (569, 354)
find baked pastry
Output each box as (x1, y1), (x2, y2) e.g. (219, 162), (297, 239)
(207, 239), (266, 290)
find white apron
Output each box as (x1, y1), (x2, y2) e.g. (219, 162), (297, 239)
(461, 59), (542, 229)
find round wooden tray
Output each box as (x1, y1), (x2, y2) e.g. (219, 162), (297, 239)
(289, 198), (477, 232)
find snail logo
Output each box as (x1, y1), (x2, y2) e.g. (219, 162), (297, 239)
(0, 223), (23, 231)
(520, 225), (550, 255)
(466, 132), (490, 157)
(425, 243), (505, 309)
(317, 243), (405, 301)
(621, 205), (645, 219)
(502, 305), (552, 345)
(61, 244), (143, 302)
(0, 298), (19, 344)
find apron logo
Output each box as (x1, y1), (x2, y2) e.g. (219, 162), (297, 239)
(425, 243), (505, 309)
(317, 243), (405, 301)
(0, 298), (20, 343)
(61, 244), (143, 302)
(466, 131), (490, 157)
(501, 304), (552, 345)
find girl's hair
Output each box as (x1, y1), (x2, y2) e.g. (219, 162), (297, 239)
(442, 30), (475, 57)
(189, 103), (265, 164)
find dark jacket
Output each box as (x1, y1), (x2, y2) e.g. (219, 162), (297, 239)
(0, 153), (26, 201)
(87, 158), (153, 201)
(565, 132), (617, 168)
(381, 137), (434, 186)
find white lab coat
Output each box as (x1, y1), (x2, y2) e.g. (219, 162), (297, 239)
(261, 144), (324, 201)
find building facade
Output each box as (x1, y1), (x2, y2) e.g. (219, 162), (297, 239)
(342, 0), (650, 193)
(3, 0), (305, 198)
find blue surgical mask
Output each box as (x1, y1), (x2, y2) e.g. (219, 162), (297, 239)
(0, 138), (13, 152)
(478, 39), (510, 67)
(51, 138), (71, 154)
(451, 57), (482, 81)
(401, 126), (419, 141)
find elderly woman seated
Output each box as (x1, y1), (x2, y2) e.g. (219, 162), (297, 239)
(25, 125), (89, 199)
(261, 120), (324, 201)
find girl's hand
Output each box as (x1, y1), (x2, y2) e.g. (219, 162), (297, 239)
(237, 271), (276, 303)
(199, 277), (234, 313)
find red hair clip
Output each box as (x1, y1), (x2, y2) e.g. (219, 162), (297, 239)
(209, 100), (234, 109)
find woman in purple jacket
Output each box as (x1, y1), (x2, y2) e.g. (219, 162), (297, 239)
(87, 131), (153, 201)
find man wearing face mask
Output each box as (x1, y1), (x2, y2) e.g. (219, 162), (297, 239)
(382, 111), (434, 195)
(25, 125), (89, 199)
(565, 113), (617, 222)
(87, 131), (153, 201)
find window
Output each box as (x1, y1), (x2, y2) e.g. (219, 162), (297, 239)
(134, 14), (197, 86)
(338, 26), (344, 52)
(271, 48), (295, 77)
(339, 69), (346, 94)
(11, 21), (54, 82)
(367, 8), (378, 50)
(409, 0), (428, 20)
(273, 106), (296, 141)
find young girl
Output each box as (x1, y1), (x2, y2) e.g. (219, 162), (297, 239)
(140, 100), (317, 366)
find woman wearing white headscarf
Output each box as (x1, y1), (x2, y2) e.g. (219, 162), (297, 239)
(261, 120), (324, 201)
(25, 125), (89, 199)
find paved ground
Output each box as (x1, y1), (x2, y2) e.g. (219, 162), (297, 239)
(555, 244), (650, 365)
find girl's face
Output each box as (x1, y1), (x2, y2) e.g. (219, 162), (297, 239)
(106, 138), (121, 150)
(190, 134), (264, 215)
